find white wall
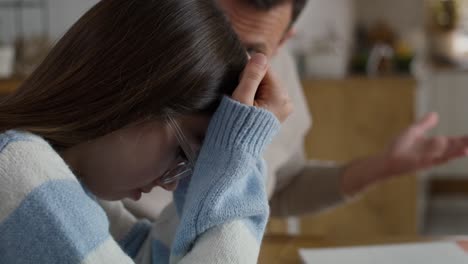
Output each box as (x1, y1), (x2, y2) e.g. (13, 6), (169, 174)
(291, 0), (355, 52)
(0, 0), (97, 43)
(47, 0), (97, 39)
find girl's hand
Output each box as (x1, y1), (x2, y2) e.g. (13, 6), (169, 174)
(232, 53), (292, 123)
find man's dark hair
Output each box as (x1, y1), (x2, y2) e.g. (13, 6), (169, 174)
(245, 0), (307, 25)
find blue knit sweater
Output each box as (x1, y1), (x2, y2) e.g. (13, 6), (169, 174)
(0, 97), (279, 263)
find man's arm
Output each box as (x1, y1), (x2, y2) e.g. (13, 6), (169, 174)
(269, 153), (345, 217)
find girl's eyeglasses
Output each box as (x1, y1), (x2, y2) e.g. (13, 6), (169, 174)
(159, 117), (197, 185)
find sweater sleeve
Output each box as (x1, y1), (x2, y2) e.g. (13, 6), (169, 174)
(150, 97), (279, 264)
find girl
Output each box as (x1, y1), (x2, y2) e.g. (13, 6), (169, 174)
(0, 0), (291, 263)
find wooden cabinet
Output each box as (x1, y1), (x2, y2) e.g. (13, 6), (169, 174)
(0, 79), (22, 95)
(268, 77), (418, 241)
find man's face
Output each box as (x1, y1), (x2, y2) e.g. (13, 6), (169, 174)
(218, 0), (293, 58)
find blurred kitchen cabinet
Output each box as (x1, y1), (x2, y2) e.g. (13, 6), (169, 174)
(268, 77), (418, 241)
(0, 79), (22, 96)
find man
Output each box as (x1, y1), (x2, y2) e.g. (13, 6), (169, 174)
(123, 0), (468, 219)
(217, 0), (468, 217)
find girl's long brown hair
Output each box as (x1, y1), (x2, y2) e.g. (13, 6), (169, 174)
(0, 0), (247, 149)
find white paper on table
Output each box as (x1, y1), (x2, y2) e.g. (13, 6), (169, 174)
(299, 242), (468, 264)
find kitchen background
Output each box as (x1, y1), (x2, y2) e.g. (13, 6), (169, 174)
(1, 0), (468, 242)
